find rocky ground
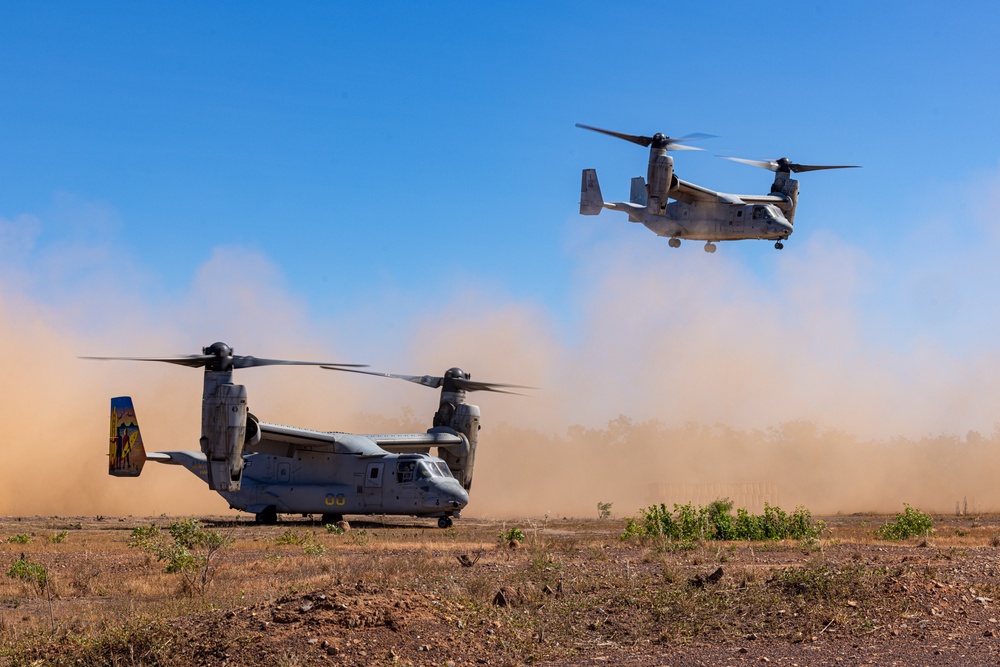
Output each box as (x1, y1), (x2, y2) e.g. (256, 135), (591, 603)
(2, 513), (1000, 665)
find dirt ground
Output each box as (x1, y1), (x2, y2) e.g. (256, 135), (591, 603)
(2, 513), (1000, 665)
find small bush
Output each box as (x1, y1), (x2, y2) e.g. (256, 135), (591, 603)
(127, 519), (232, 595)
(7, 555), (47, 593)
(303, 542), (327, 556)
(7, 534), (31, 544)
(597, 502), (613, 519)
(876, 505), (934, 540)
(275, 530), (309, 546)
(325, 524), (345, 535)
(48, 530), (69, 544)
(499, 527), (525, 543)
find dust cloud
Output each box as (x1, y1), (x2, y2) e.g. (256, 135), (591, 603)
(4, 189), (1000, 519)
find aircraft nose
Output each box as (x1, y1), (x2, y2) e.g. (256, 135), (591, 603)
(450, 483), (470, 508)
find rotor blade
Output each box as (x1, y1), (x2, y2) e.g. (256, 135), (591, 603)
(321, 366), (444, 388)
(321, 366), (533, 394)
(721, 156), (779, 171)
(787, 163), (861, 173)
(722, 156), (860, 173)
(232, 356), (367, 369)
(80, 355), (216, 368)
(575, 123), (653, 147)
(450, 378), (533, 395)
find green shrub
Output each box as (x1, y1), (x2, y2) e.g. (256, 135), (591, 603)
(499, 527), (525, 543)
(127, 519), (232, 595)
(597, 501), (613, 519)
(7, 534), (31, 544)
(621, 499), (823, 542)
(876, 505), (933, 540)
(48, 530), (69, 544)
(275, 529), (309, 546)
(7, 555), (47, 592)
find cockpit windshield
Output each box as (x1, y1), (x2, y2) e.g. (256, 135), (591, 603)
(398, 458), (454, 482)
(752, 205), (777, 220)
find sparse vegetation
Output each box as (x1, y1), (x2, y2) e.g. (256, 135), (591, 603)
(7, 534), (31, 544)
(0, 513), (998, 665)
(876, 504), (934, 540)
(597, 501), (613, 519)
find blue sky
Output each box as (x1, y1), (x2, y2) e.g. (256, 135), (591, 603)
(2, 1), (1000, 437)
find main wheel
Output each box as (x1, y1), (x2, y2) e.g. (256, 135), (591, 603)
(668, 238), (681, 248)
(255, 506), (278, 524)
(438, 516), (453, 528)
(704, 243), (717, 254)
(775, 242), (784, 250)
(321, 513), (344, 525)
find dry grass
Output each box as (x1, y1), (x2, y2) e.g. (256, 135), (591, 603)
(0, 512), (998, 665)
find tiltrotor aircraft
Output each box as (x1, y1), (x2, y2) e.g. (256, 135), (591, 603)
(92, 342), (524, 527)
(577, 123), (859, 252)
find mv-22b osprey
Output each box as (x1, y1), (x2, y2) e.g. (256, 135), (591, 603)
(577, 123), (858, 252)
(91, 342), (525, 527)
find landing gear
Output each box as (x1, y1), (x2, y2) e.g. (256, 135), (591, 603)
(774, 241), (784, 250)
(255, 506), (278, 524)
(668, 238), (681, 248)
(321, 513), (343, 525)
(438, 516), (454, 529)
(703, 242), (717, 254)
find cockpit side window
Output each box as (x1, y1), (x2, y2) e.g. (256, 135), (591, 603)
(435, 462), (452, 477)
(416, 462), (432, 480)
(396, 460), (415, 483)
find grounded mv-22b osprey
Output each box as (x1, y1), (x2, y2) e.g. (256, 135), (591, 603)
(90, 342), (525, 527)
(577, 123), (859, 252)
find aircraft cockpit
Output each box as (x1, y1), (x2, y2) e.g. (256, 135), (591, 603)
(396, 457), (454, 483)
(751, 205), (782, 221)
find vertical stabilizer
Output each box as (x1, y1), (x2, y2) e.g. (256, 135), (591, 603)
(109, 396), (147, 476)
(580, 169), (604, 215)
(629, 177), (648, 206)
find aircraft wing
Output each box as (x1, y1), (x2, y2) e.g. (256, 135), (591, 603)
(256, 422), (387, 456)
(366, 430), (466, 453)
(673, 179), (787, 207)
(731, 193), (789, 206)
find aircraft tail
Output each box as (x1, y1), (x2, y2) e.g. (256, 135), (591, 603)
(629, 177), (648, 206)
(580, 169), (604, 215)
(109, 396), (147, 476)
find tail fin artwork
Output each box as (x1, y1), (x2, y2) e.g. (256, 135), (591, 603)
(580, 169), (604, 215)
(109, 396), (147, 477)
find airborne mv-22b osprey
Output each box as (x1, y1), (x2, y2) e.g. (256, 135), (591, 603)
(577, 123), (859, 252)
(92, 342), (525, 527)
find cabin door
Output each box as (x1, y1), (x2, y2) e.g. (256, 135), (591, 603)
(363, 462), (384, 509)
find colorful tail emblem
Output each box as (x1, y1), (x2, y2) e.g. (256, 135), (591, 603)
(109, 396), (146, 476)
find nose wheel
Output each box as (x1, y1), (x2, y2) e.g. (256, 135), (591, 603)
(438, 516), (454, 529)
(703, 242), (717, 253)
(775, 241), (784, 250)
(668, 238), (681, 248)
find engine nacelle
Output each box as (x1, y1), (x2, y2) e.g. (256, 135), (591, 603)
(200, 382), (248, 492)
(646, 153), (674, 215)
(438, 402), (480, 491)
